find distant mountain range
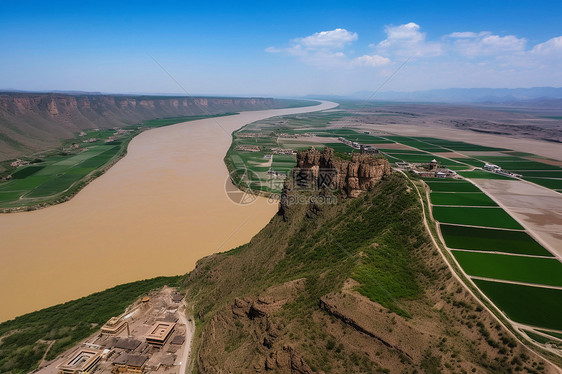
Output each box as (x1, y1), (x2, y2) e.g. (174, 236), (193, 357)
(307, 87), (562, 105)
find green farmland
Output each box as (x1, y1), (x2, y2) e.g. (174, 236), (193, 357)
(474, 279), (562, 330)
(515, 170), (562, 178)
(0, 145), (120, 209)
(0, 113), (232, 210)
(430, 192), (498, 206)
(458, 170), (514, 180)
(524, 177), (562, 190)
(453, 251), (562, 286)
(424, 181), (481, 192)
(439, 224), (553, 257)
(538, 330), (562, 341)
(432, 206), (524, 230)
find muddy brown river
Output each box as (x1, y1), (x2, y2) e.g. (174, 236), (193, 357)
(0, 101), (337, 322)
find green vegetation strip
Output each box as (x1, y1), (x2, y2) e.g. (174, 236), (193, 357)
(0, 276), (180, 374)
(440, 224), (552, 257)
(0, 114), (232, 209)
(453, 251), (562, 287)
(425, 181), (481, 192)
(432, 206), (524, 230)
(523, 330), (561, 345)
(514, 170), (562, 178)
(473, 279), (562, 330)
(458, 170), (514, 180)
(524, 177), (562, 190)
(430, 192), (498, 206)
(491, 161), (561, 171)
(537, 330), (562, 341)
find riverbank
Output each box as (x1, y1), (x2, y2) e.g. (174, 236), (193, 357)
(0, 100), (337, 322)
(0, 114), (236, 213)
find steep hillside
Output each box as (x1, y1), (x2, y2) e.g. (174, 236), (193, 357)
(184, 170), (557, 373)
(0, 93), (309, 162)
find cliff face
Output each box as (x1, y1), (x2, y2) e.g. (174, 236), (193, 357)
(289, 147), (391, 198)
(0, 93), (284, 162)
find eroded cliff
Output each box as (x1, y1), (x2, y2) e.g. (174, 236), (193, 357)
(288, 147), (391, 197)
(0, 93), (295, 162)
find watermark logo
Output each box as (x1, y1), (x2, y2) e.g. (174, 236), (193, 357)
(289, 167), (339, 191)
(225, 167), (340, 206)
(225, 168), (260, 205)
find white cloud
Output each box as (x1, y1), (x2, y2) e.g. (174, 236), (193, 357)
(264, 24), (562, 90)
(450, 32), (526, 57)
(296, 28), (358, 49)
(379, 22), (424, 46)
(376, 22), (442, 57)
(448, 31), (480, 38)
(352, 54), (390, 67)
(531, 36), (562, 55)
(447, 31), (490, 39)
(266, 28), (387, 69)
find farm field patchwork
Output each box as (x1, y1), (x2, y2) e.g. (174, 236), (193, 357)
(0, 146), (121, 207)
(439, 224), (553, 257)
(430, 192), (498, 206)
(473, 279), (562, 330)
(452, 251), (562, 287)
(432, 206), (524, 230)
(0, 114), (231, 209)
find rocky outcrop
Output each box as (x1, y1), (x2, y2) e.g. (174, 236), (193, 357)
(196, 279), (319, 374)
(287, 147), (391, 198)
(0, 92), (287, 161)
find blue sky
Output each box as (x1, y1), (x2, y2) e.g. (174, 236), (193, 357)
(1, 0), (561, 96)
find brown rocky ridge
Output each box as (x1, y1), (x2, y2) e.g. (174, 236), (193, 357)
(0, 92), (293, 162)
(288, 147), (391, 198)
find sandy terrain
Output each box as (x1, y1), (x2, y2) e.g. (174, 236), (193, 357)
(0, 101), (337, 322)
(471, 179), (562, 260)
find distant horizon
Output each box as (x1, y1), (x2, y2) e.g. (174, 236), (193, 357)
(1, 86), (562, 102)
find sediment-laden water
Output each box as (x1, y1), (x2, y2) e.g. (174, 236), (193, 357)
(0, 101), (336, 322)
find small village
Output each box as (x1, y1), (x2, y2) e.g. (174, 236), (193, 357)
(395, 158), (459, 179)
